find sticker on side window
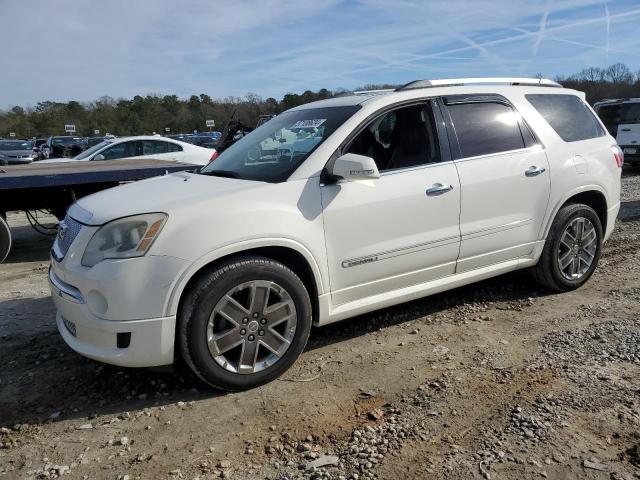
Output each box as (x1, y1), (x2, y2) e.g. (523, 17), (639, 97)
(291, 119), (326, 129)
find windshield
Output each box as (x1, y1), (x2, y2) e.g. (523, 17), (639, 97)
(200, 106), (360, 182)
(52, 137), (83, 146)
(597, 103), (640, 134)
(74, 140), (112, 159)
(0, 140), (33, 151)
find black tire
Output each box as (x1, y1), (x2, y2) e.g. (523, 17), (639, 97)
(0, 214), (10, 263)
(532, 203), (603, 291)
(178, 255), (312, 391)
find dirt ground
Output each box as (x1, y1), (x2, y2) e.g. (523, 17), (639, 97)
(1, 170), (639, 480)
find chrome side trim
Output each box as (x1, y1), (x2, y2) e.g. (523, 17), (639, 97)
(462, 219), (533, 240)
(342, 235), (459, 268)
(48, 267), (85, 304)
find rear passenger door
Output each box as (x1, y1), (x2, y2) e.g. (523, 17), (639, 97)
(442, 96), (550, 272)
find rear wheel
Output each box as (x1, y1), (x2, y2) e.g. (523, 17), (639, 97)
(532, 203), (602, 291)
(178, 256), (312, 391)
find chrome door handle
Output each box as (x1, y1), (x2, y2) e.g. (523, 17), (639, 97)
(426, 183), (454, 196)
(525, 166), (546, 177)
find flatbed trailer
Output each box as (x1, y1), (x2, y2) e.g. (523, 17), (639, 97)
(0, 159), (198, 262)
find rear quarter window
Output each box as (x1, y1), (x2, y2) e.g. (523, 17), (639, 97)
(526, 94), (605, 142)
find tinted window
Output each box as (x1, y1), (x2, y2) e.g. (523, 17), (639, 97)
(448, 102), (525, 157)
(99, 141), (137, 160)
(141, 140), (169, 155)
(168, 142), (182, 152)
(527, 94), (605, 142)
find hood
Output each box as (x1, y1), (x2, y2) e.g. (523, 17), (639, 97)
(71, 172), (263, 225)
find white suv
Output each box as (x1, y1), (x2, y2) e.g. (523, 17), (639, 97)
(49, 78), (622, 391)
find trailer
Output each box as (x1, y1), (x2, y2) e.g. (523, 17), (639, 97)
(0, 159), (198, 262)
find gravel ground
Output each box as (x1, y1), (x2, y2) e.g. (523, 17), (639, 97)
(1, 167), (640, 480)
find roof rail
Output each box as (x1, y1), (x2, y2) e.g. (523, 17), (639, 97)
(593, 97), (640, 105)
(395, 77), (562, 91)
(352, 89), (396, 95)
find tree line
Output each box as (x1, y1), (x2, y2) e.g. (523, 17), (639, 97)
(1, 63), (639, 139)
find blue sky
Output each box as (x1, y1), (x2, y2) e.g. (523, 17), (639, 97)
(1, 0), (640, 108)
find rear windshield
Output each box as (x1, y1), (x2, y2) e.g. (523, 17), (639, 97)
(526, 94), (606, 142)
(0, 140), (33, 151)
(596, 103), (640, 135)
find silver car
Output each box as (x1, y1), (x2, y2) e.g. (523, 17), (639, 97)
(0, 139), (36, 165)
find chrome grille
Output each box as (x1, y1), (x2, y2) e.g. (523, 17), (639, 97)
(55, 214), (83, 258)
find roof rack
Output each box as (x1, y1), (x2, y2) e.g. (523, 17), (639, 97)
(395, 77), (562, 91)
(593, 97), (640, 105)
(352, 89), (396, 96)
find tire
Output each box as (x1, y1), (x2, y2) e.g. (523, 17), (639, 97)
(178, 256), (312, 391)
(532, 203), (603, 291)
(0, 215), (10, 264)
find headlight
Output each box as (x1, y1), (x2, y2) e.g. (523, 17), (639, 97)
(81, 213), (168, 267)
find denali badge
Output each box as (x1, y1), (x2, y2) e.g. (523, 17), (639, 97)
(342, 255), (379, 268)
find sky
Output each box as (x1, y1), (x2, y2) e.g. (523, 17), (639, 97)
(1, 0), (640, 108)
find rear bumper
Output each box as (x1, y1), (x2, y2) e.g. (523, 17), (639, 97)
(606, 201), (620, 241)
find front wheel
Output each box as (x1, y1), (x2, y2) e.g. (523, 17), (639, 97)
(178, 256), (312, 391)
(532, 203), (603, 291)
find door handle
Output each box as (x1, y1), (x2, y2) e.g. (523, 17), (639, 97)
(426, 183), (454, 196)
(525, 166), (546, 177)
(621, 128), (631, 132)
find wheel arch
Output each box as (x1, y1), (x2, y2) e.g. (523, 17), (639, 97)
(542, 186), (609, 240)
(165, 239), (325, 324)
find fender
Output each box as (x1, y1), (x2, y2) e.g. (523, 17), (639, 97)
(539, 183), (609, 240)
(162, 237), (326, 317)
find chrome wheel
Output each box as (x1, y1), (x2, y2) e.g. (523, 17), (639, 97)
(206, 280), (297, 374)
(557, 216), (597, 280)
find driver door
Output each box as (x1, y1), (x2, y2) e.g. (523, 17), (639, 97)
(321, 101), (461, 306)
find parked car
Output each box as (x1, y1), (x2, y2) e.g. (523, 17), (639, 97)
(40, 135), (216, 165)
(594, 98), (640, 165)
(49, 77), (621, 391)
(41, 136), (86, 159)
(0, 139), (36, 165)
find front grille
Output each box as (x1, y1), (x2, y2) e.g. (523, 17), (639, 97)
(54, 214), (83, 258)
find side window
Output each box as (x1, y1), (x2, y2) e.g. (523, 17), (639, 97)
(98, 142), (126, 160)
(526, 94), (605, 142)
(141, 140), (169, 156)
(347, 103), (440, 171)
(168, 142), (182, 152)
(447, 102), (526, 158)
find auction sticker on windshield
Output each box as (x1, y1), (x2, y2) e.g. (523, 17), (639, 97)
(291, 119), (326, 129)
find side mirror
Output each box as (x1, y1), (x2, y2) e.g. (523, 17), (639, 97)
(93, 154), (105, 161)
(329, 153), (380, 181)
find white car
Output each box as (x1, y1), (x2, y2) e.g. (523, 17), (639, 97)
(49, 78), (622, 391)
(40, 135), (217, 166)
(594, 98), (640, 166)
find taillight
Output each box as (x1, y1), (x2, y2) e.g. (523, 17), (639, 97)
(209, 150), (218, 162)
(611, 145), (624, 168)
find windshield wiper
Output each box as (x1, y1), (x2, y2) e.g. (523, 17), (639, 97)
(199, 169), (243, 179)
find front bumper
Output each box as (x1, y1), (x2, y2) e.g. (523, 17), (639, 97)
(50, 267), (176, 367)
